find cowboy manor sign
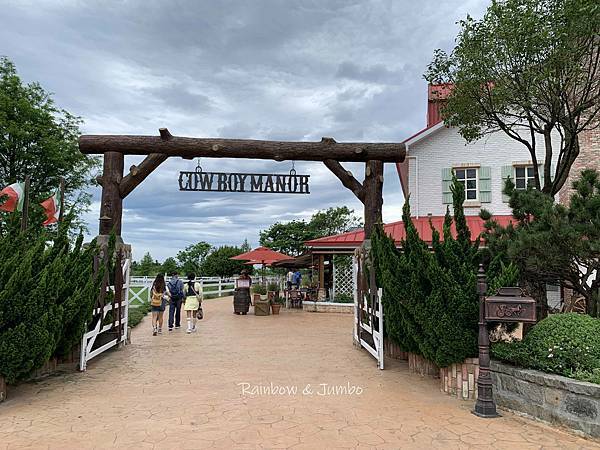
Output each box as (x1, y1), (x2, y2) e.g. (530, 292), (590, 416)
(178, 169), (310, 194)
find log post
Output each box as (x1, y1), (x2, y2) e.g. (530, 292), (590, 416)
(363, 160), (384, 237)
(98, 151), (124, 235)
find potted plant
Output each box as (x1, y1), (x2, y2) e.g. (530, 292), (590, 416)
(252, 284), (267, 303)
(271, 295), (285, 315)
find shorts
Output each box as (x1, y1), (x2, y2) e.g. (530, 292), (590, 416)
(151, 305), (163, 312)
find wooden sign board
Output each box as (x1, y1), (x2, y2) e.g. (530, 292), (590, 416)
(179, 171), (310, 194)
(236, 279), (251, 289)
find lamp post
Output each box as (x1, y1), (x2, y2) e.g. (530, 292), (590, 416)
(473, 264), (499, 418)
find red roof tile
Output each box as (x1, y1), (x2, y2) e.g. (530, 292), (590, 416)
(305, 215), (514, 248)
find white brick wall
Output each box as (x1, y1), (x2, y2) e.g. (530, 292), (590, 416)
(406, 126), (560, 217)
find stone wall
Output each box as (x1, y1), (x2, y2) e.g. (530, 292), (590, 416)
(491, 361), (600, 439)
(302, 301), (353, 314)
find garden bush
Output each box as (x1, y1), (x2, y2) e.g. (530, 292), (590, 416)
(0, 219), (101, 383)
(492, 313), (600, 383)
(333, 293), (353, 303)
(128, 302), (151, 328)
(372, 178), (480, 368)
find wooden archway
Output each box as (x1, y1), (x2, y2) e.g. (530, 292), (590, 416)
(78, 128), (406, 239)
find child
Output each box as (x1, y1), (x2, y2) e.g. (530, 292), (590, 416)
(183, 273), (202, 333)
(150, 274), (167, 336)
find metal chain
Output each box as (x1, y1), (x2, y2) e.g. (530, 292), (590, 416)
(195, 157), (203, 173)
(290, 160), (296, 176)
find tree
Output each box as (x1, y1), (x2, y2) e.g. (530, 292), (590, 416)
(160, 257), (179, 275)
(259, 220), (315, 256)
(309, 206), (362, 237)
(372, 178), (481, 367)
(425, 0), (600, 196)
(0, 57), (99, 221)
(482, 169), (600, 317)
(177, 241), (212, 275)
(201, 246), (250, 278)
(137, 252), (157, 276)
(240, 238), (251, 253)
(259, 206), (361, 256)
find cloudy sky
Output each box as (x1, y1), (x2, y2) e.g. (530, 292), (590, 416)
(2, 0), (488, 260)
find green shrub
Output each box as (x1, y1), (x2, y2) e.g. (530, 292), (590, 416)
(267, 282), (279, 292)
(0, 220), (100, 383)
(252, 284), (267, 295)
(372, 178), (480, 368)
(333, 293), (353, 303)
(492, 313), (600, 383)
(128, 303), (151, 328)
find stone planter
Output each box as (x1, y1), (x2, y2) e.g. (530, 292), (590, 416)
(491, 361), (600, 439)
(302, 301), (353, 314)
(440, 358), (479, 400)
(406, 352), (479, 401)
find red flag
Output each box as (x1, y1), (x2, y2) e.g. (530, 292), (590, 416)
(40, 191), (59, 226)
(0, 182), (25, 212)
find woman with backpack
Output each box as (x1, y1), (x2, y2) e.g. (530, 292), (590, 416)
(183, 273), (202, 333)
(150, 274), (167, 336)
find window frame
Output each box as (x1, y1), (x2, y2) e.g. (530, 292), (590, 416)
(453, 167), (479, 201)
(514, 165), (536, 190)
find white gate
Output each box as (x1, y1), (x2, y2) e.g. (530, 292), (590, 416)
(354, 242), (384, 369)
(80, 255), (130, 371)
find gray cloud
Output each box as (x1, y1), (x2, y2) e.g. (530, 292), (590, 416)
(1, 0), (489, 260)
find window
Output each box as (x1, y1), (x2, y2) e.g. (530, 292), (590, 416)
(515, 166), (535, 189)
(454, 168), (478, 200)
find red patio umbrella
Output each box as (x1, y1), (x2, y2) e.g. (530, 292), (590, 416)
(231, 247), (291, 282)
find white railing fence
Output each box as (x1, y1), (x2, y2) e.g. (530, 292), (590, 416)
(128, 276), (236, 307)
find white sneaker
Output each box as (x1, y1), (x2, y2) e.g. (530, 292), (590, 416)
(186, 328), (191, 334)
(192, 326), (197, 333)
(152, 327), (157, 336)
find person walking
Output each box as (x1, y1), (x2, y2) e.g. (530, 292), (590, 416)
(286, 269), (294, 291)
(150, 274), (167, 336)
(166, 271), (185, 331)
(183, 273), (202, 333)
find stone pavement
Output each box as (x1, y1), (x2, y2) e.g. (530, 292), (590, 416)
(1, 297), (598, 449)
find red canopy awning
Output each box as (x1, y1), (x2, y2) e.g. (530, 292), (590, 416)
(230, 246), (291, 266)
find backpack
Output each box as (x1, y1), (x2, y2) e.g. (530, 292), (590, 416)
(168, 279), (184, 300)
(151, 289), (163, 307)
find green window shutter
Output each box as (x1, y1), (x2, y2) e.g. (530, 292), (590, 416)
(442, 167), (453, 204)
(479, 166), (492, 203)
(550, 163), (556, 182)
(501, 165), (512, 202)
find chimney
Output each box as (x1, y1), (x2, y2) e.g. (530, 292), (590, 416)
(427, 83), (453, 127)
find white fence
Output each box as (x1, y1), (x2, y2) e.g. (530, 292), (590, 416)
(128, 276), (236, 307)
(80, 258), (130, 371)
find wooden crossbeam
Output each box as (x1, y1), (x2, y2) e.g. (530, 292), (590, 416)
(79, 128), (405, 163)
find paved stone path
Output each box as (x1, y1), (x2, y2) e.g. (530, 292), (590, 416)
(1, 297), (598, 449)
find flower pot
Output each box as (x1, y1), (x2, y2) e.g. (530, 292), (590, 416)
(271, 304), (281, 315)
(253, 293), (262, 303)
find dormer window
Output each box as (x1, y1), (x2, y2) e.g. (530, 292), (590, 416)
(454, 168), (478, 200)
